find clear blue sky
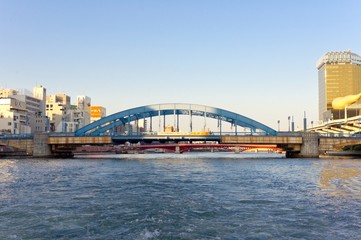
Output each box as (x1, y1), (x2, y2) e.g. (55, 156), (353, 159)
(1, 0), (360, 130)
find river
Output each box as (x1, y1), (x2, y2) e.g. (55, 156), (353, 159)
(0, 152), (361, 239)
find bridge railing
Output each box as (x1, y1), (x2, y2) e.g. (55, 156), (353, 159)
(276, 132), (303, 137)
(49, 132), (75, 137)
(50, 131), (361, 139)
(110, 131), (273, 137)
(317, 132), (361, 138)
(0, 134), (33, 139)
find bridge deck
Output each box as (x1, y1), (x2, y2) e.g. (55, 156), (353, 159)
(112, 135), (221, 144)
(221, 136), (302, 144)
(47, 135), (303, 145)
(48, 136), (112, 145)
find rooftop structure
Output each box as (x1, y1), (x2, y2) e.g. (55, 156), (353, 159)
(317, 51), (361, 69)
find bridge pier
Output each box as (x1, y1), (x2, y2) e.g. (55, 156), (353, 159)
(50, 146), (75, 158)
(33, 133), (52, 157)
(234, 146), (240, 154)
(33, 133), (75, 158)
(285, 133), (319, 158)
(299, 132), (319, 158)
(175, 145), (181, 154)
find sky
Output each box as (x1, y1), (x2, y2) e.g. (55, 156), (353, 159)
(1, 0), (361, 131)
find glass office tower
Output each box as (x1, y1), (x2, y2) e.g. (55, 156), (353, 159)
(317, 51), (361, 122)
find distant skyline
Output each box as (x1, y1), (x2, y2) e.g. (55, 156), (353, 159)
(1, 0), (361, 131)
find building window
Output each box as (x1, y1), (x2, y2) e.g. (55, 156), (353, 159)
(8, 122), (11, 126)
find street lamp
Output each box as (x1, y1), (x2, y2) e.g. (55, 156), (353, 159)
(277, 120), (280, 132)
(311, 121), (314, 128)
(288, 116), (290, 132)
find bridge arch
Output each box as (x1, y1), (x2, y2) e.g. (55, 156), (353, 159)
(75, 103), (277, 136)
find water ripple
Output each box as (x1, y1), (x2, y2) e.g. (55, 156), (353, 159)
(1, 154), (361, 239)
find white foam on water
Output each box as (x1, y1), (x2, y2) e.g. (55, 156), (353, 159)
(137, 228), (161, 240)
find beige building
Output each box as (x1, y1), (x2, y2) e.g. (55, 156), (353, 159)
(317, 51), (361, 122)
(46, 94), (71, 132)
(46, 94), (95, 132)
(0, 89), (17, 98)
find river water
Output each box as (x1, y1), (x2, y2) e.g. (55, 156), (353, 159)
(1, 152), (361, 239)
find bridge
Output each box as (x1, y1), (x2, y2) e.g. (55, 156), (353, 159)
(74, 103), (277, 136)
(2, 103), (361, 158)
(308, 115), (361, 136)
(4, 132), (361, 158)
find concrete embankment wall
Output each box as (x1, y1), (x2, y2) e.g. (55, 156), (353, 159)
(319, 137), (361, 154)
(0, 138), (34, 155)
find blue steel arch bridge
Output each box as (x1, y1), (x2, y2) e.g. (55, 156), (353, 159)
(75, 103), (276, 140)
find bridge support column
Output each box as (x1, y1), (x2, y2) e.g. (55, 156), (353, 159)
(33, 133), (52, 157)
(234, 146), (240, 154)
(286, 132), (319, 158)
(299, 132), (319, 158)
(175, 145), (181, 154)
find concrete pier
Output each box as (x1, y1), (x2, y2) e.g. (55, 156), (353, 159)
(299, 133), (319, 158)
(175, 145), (181, 154)
(234, 146), (240, 154)
(33, 133), (52, 157)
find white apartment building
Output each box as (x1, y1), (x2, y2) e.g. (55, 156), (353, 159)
(0, 86), (97, 134)
(0, 98), (30, 134)
(13, 86), (47, 133)
(77, 96), (91, 126)
(64, 109), (86, 132)
(0, 86), (47, 134)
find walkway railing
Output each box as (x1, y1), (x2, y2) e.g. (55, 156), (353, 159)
(0, 134), (33, 139)
(48, 132), (75, 137)
(110, 131), (274, 137)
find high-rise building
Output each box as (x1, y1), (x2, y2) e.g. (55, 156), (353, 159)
(77, 96), (91, 126)
(32, 85), (47, 132)
(317, 51), (361, 122)
(33, 85), (46, 116)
